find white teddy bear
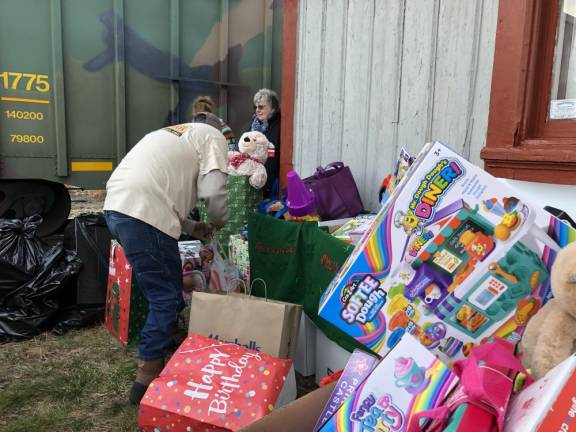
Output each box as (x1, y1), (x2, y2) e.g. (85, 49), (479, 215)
(228, 131), (274, 189)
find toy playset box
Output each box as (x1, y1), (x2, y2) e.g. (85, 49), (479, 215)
(313, 349), (379, 431)
(318, 334), (458, 432)
(319, 141), (576, 363)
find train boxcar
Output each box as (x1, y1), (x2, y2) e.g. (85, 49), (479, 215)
(0, 0), (283, 189)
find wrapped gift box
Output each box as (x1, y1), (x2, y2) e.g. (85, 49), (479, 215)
(228, 234), (250, 289)
(313, 349), (379, 431)
(138, 333), (296, 432)
(198, 175), (262, 254)
(318, 334), (458, 431)
(105, 240), (205, 345)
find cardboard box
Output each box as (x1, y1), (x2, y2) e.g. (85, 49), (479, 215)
(331, 215), (377, 244)
(348, 218), (377, 245)
(315, 327), (353, 385)
(505, 355), (576, 431)
(319, 141), (576, 362)
(319, 334), (458, 431)
(241, 381), (337, 432)
(318, 217), (353, 234)
(244, 335), (457, 432)
(295, 314), (317, 376)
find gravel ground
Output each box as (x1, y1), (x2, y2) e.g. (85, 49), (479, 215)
(68, 188), (105, 218)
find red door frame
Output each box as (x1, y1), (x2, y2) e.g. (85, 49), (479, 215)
(481, 0), (576, 184)
(279, 0), (298, 189)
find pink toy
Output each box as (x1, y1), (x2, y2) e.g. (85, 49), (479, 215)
(394, 356), (430, 394)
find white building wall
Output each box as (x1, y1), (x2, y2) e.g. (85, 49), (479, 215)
(292, 0), (499, 211)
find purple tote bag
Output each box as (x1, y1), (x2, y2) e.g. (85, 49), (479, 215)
(302, 162), (364, 220)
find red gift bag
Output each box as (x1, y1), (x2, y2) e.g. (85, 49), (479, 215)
(138, 333), (294, 431)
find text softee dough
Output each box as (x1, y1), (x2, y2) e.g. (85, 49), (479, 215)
(319, 141), (576, 363)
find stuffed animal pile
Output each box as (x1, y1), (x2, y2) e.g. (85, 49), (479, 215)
(228, 131), (273, 189)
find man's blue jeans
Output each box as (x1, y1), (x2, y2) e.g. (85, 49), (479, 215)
(104, 211), (183, 360)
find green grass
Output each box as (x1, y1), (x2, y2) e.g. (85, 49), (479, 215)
(0, 326), (139, 432)
(0, 319), (318, 431)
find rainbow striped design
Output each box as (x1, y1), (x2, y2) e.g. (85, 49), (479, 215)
(361, 209), (394, 274)
(350, 212), (394, 352)
(539, 216), (576, 299)
(357, 311), (388, 352)
(547, 216), (576, 248)
(320, 358), (456, 431)
(328, 393), (359, 432)
(405, 359), (457, 429)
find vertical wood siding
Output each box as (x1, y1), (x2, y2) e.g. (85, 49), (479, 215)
(293, 0), (498, 211)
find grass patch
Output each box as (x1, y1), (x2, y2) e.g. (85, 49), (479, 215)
(0, 326), (139, 431)
(0, 319), (318, 431)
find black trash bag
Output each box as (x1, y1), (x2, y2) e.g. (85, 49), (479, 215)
(0, 215), (48, 275)
(63, 213), (111, 306)
(0, 215), (50, 299)
(0, 264), (30, 300)
(0, 244), (81, 341)
(0, 300), (60, 342)
(51, 305), (105, 336)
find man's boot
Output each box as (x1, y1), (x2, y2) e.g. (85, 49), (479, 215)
(129, 358), (165, 405)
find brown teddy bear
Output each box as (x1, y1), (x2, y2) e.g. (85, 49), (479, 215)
(520, 241), (576, 378)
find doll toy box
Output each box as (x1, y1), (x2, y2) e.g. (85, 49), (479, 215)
(319, 141), (576, 363)
(313, 349), (379, 431)
(318, 334), (458, 432)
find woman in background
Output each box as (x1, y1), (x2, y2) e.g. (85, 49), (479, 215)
(250, 88), (280, 198)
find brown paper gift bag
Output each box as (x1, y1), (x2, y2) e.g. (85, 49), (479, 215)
(188, 279), (302, 359)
